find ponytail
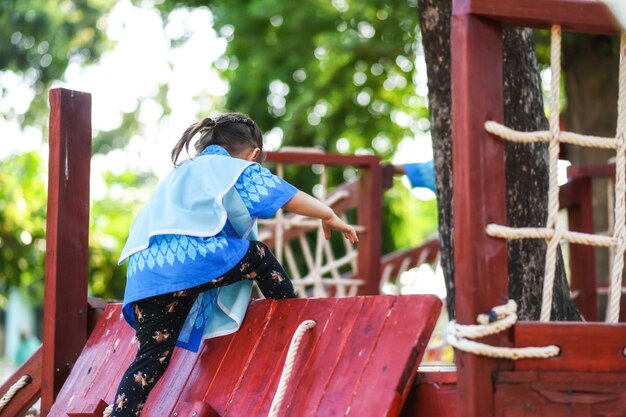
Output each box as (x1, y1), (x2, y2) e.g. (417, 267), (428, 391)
(171, 113), (264, 166)
(171, 117), (216, 165)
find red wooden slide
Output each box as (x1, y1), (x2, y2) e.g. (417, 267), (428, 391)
(48, 296), (441, 417)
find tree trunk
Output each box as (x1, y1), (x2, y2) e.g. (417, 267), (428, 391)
(418, 2), (581, 320)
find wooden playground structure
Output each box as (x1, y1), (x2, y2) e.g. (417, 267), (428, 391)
(2, 0), (626, 416)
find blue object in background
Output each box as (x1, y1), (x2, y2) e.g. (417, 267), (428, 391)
(403, 161), (436, 192)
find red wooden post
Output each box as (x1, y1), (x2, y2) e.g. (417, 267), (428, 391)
(42, 88), (92, 415)
(560, 177), (598, 320)
(357, 160), (383, 295)
(451, 5), (510, 417)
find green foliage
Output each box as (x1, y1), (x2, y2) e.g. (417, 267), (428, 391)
(0, 150), (154, 305)
(0, 0), (114, 126)
(0, 0), (439, 306)
(89, 169), (157, 300)
(0, 152), (47, 307)
(192, 0), (435, 250)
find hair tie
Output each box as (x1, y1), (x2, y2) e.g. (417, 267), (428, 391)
(201, 117), (216, 128)
(225, 115), (255, 127)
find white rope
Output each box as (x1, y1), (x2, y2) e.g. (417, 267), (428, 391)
(484, 28), (626, 323)
(446, 301), (560, 359)
(485, 121), (618, 149)
(537, 24), (563, 322)
(486, 224), (618, 247)
(0, 375), (32, 412)
(268, 320), (316, 417)
(103, 404), (113, 417)
(607, 32), (626, 323)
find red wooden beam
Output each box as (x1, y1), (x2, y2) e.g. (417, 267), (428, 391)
(451, 10), (510, 417)
(265, 151), (380, 167)
(514, 322), (626, 371)
(559, 178), (598, 320)
(567, 161), (616, 179)
(496, 371), (626, 416)
(0, 346), (42, 417)
(43, 88), (92, 415)
(380, 238), (439, 279)
(456, 0), (620, 35)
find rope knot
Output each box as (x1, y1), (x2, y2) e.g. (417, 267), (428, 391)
(447, 300), (560, 360)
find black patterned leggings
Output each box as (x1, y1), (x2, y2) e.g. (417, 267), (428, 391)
(110, 241), (297, 416)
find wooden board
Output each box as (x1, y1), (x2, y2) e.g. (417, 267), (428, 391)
(514, 322), (626, 372)
(47, 295), (441, 417)
(455, 0), (620, 35)
(496, 371), (626, 416)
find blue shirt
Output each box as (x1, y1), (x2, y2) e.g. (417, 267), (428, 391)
(122, 145), (298, 336)
(403, 161), (436, 192)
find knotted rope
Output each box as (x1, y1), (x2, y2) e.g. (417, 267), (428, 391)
(268, 320), (316, 417)
(484, 26), (626, 323)
(0, 375), (32, 412)
(446, 300), (560, 359)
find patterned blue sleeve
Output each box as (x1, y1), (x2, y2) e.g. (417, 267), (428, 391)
(234, 164), (299, 219)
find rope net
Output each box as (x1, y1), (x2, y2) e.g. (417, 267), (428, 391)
(258, 160), (363, 297)
(486, 26), (626, 323)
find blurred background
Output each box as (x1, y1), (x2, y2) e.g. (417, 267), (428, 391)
(0, 0), (442, 380)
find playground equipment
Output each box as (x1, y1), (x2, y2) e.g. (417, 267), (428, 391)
(3, 1), (626, 416)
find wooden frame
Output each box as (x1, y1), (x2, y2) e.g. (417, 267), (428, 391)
(559, 177), (597, 320)
(42, 88), (92, 414)
(452, 1), (622, 416)
(265, 151), (383, 296)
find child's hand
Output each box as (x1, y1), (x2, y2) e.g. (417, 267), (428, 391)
(322, 213), (358, 244)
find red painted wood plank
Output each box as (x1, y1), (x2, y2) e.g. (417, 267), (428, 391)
(200, 299), (280, 413)
(75, 315), (133, 408)
(561, 177), (598, 320)
(174, 401), (220, 417)
(514, 322), (626, 371)
(236, 298), (338, 417)
(347, 295), (442, 417)
(224, 299), (310, 416)
(172, 299), (275, 414)
(66, 398), (108, 417)
(48, 306), (126, 417)
(455, 0), (620, 35)
(140, 346), (201, 415)
(400, 370), (458, 417)
(451, 12), (511, 417)
(283, 297), (365, 417)
(0, 346), (42, 417)
(265, 152), (380, 167)
(50, 297), (443, 417)
(43, 87), (92, 414)
(101, 324), (140, 403)
(380, 238), (439, 278)
(567, 161), (616, 179)
(164, 330), (236, 413)
(495, 371), (626, 416)
(313, 296), (397, 417)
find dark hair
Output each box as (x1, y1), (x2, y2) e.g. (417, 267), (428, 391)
(171, 113), (265, 165)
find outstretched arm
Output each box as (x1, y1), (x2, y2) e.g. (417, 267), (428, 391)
(283, 191), (358, 244)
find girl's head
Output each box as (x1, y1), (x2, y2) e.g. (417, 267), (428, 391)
(171, 113), (264, 165)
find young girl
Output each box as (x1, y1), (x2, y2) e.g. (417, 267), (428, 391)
(111, 113), (358, 416)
